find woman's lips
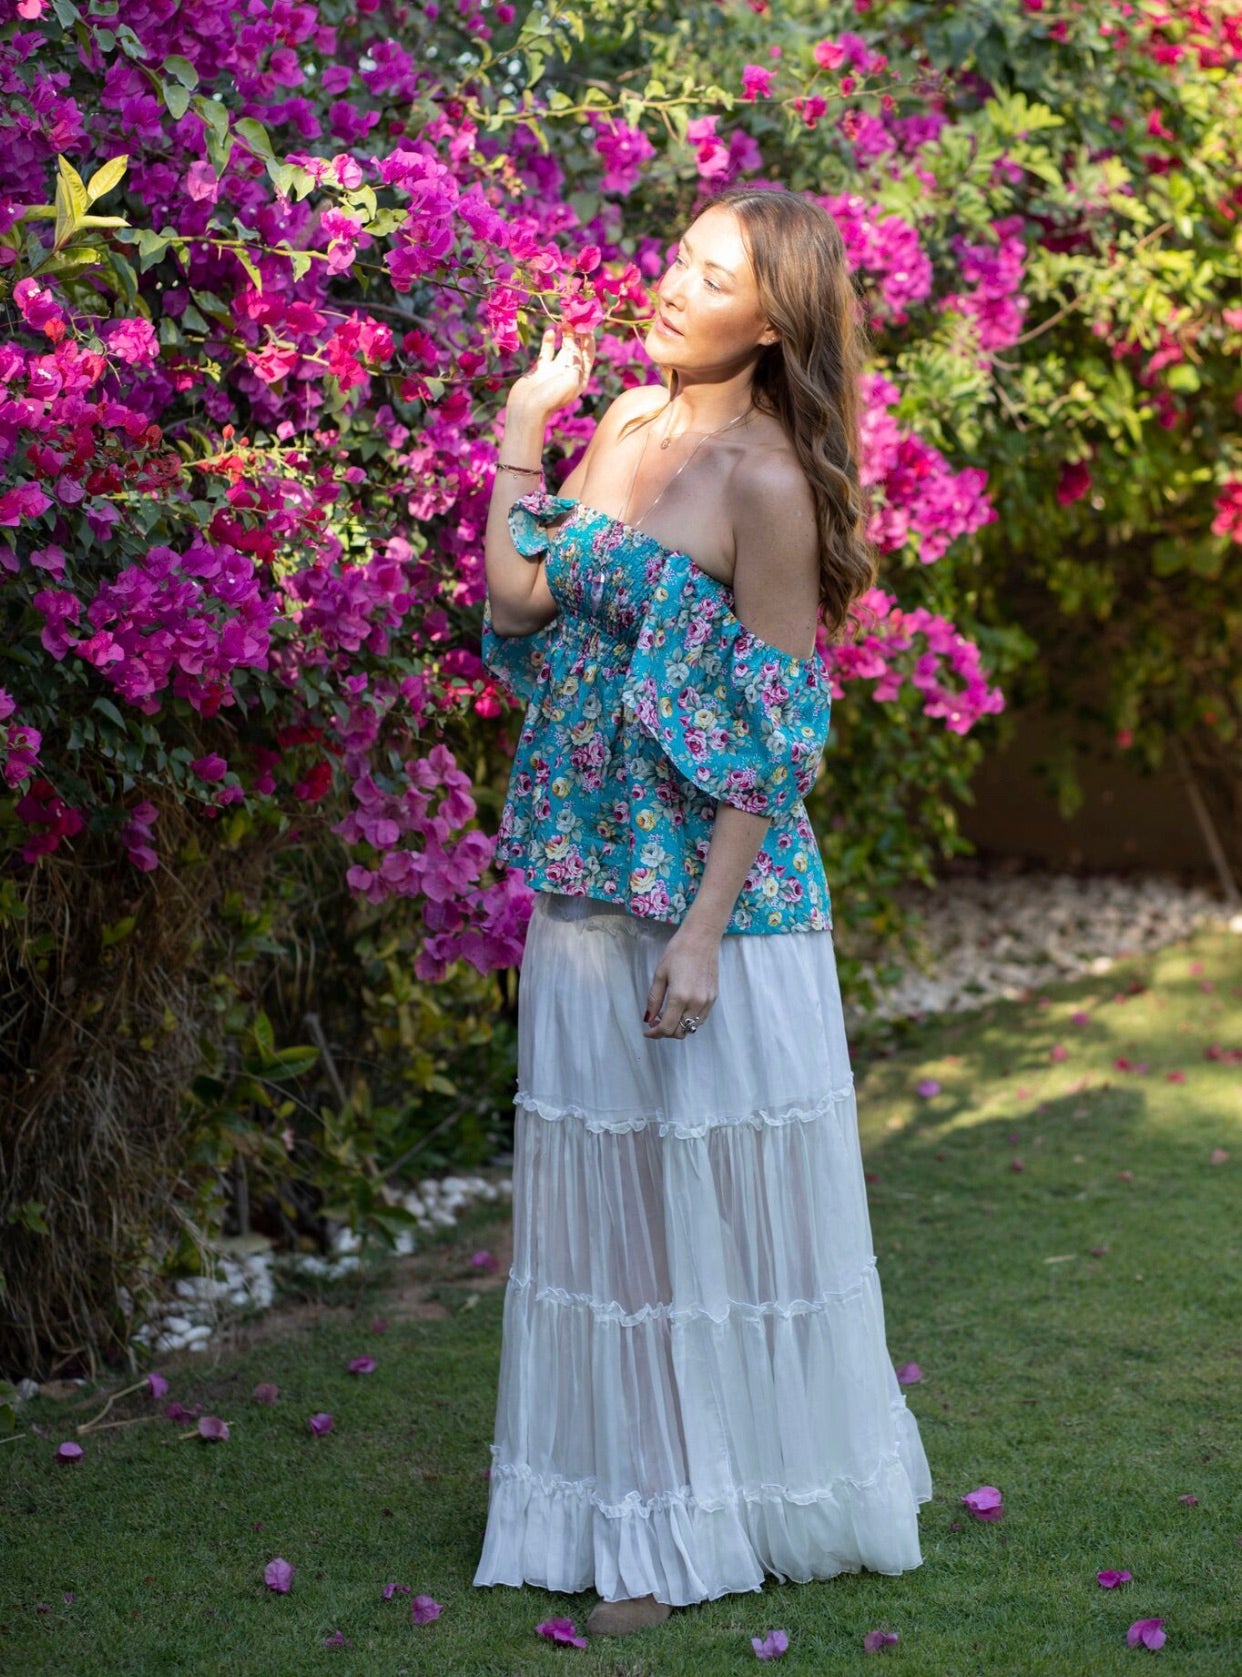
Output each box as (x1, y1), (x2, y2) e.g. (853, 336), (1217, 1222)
(654, 313), (683, 336)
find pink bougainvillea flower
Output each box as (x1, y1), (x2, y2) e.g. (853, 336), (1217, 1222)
(1070, 1010), (1090, 1026)
(264, 1558), (295, 1593)
(308, 1412), (334, 1435)
(470, 1249), (499, 1270)
(189, 753), (228, 783)
(864, 1628), (901, 1652)
(535, 1616), (586, 1647)
(895, 1362), (923, 1384)
(253, 1381), (279, 1404)
(382, 1580), (412, 1599)
(915, 1078), (941, 1098)
(55, 1441), (84, 1463)
(411, 1595), (443, 1625)
(961, 1485), (1004, 1520)
(322, 1629), (351, 1648)
(1165, 1070), (1186, 1083)
(1097, 1569), (1132, 1588)
(347, 1355), (376, 1374)
(147, 1372), (169, 1398)
(198, 1415), (229, 1441)
(1126, 1618), (1166, 1649)
(1049, 1043), (1068, 1062)
(752, 1627), (790, 1659)
(1178, 1493), (1199, 1505)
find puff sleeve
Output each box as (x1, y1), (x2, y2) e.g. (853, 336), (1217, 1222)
(620, 561), (833, 827)
(478, 491), (575, 707)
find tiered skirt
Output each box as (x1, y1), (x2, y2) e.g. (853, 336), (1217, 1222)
(473, 891), (932, 1607)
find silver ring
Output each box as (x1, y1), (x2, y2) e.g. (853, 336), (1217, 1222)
(678, 1015), (701, 1035)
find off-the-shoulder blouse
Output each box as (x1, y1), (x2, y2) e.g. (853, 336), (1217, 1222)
(479, 490), (834, 935)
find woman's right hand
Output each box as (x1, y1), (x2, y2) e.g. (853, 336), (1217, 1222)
(507, 324), (596, 421)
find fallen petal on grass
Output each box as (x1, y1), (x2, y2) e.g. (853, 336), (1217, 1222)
(411, 1595), (443, 1624)
(1126, 1617), (1166, 1649)
(864, 1629), (900, 1652)
(54, 1441), (83, 1463)
(915, 1079), (941, 1099)
(752, 1627), (790, 1659)
(252, 1382), (279, 1404)
(895, 1362), (923, 1384)
(470, 1250), (499, 1271)
(1097, 1569), (1132, 1588)
(322, 1629), (352, 1648)
(264, 1558), (295, 1593)
(1178, 1493), (1199, 1505)
(961, 1485), (1004, 1520)
(308, 1412), (334, 1435)
(347, 1356), (376, 1375)
(382, 1580), (412, 1599)
(535, 1616), (586, 1647)
(147, 1373), (169, 1399)
(1210, 1148), (1229, 1165)
(1049, 1043), (1068, 1062)
(197, 1415), (229, 1441)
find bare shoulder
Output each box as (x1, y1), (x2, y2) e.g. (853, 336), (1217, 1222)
(729, 443), (818, 565)
(596, 381), (669, 438)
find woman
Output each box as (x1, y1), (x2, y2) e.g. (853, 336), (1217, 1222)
(473, 187), (932, 1637)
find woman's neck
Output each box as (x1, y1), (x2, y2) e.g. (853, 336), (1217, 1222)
(662, 370), (756, 437)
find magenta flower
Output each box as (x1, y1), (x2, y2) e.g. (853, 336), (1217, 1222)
(189, 753), (228, 783)
(752, 1628), (790, 1659)
(252, 1381), (279, 1404)
(1071, 1010), (1090, 1026)
(1049, 1043), (1068, 1062)
(411, 1595), (443, 1625)
(264, 1558), (295, 1593)
(198, 1415), (230, 1441)
(1097, 1570), (1132, 1588)
(535, 1617), (587, 1647)
(864, 1629), (901, 1652)
(147, 1372), (169, 1399)
(55, 1441), (84, 1464)
(1177, 1493), (1199, 1505)
(961, 1485), (1004, 1520)
(1126, 1618), (1166, 1649)
(915, 1078), (941, 1098)
(895, 1362), (923, 1384)
(165, 1401), (195, 1423)
(347, 1355), (376, 1374)
(322, 1629), (352, 1648)
(308, 1412), (334, 1435)
(382, 1581), (412, 1599)
(470, 1250), (499, 1271)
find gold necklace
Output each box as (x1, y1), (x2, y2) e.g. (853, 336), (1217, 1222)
(619, 400), (753, 528)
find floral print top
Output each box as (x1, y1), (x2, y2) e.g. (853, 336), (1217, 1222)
(480, 490), (835, 935)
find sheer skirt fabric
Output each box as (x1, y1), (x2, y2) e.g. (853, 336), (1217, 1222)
(473, 891), (932, 1607)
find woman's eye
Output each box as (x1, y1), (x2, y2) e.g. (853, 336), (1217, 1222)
(704, 278), (720, 291)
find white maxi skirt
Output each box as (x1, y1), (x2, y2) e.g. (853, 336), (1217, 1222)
(473, 891), (933, 1607)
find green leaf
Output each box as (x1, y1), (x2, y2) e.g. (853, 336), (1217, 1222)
(253, 1010), (275, 1059)
(163, 80), (192, 122)
(162, 54), (199, 90)
(235, 118), (275, 160)
(85, 155), (129, 204)
(290, 249), (315, 282)
(234, 246), (263, 292)
(92, 696), (126, 729)
(101, 916), (137, 948)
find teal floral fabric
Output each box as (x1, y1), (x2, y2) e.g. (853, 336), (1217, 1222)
(480, 490), (835, 935)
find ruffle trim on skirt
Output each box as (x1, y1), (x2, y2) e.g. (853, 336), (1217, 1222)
(503, 1261), (880, 1327)
(513, 1079), (856, 1140)
(474, 1411), (930, 1604)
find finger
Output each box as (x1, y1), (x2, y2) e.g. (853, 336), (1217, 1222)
(538, 325), (557, 359)
(643, 970), (668, 1030)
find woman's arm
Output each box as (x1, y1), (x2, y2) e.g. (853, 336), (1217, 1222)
(485, 326), (594, 638)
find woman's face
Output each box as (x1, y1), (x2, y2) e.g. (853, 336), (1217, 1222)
(646, 205), (778, 372)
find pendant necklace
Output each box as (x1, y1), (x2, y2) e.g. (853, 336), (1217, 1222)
(589, 400), (753, 607)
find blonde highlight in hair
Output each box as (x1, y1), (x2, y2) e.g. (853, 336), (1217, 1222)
(692, 186), (879, 643)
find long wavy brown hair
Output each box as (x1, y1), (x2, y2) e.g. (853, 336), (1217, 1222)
(667, 186), (879, 644)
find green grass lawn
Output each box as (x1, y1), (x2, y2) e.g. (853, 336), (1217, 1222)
(3, 926), (1240, 1676)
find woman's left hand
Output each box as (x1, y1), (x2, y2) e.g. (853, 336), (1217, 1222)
(643, 922), (720, 1040)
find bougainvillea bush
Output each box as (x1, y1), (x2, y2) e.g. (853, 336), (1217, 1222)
(1, 0), (1238, 1374)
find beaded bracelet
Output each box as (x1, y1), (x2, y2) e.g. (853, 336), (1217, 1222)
(497, 462), (544, 478)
